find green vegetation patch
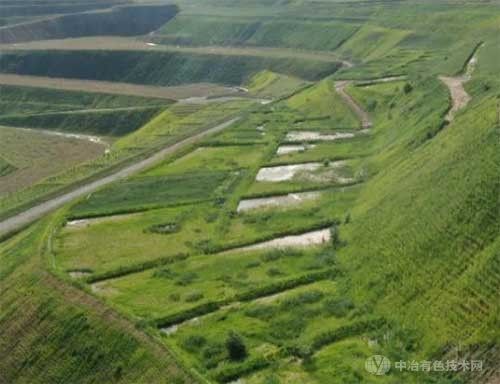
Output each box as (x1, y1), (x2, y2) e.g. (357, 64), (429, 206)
(0, 84), (169, 116)
(246, 70), (308, 98)
(0, 50), (341, 85)
(0, 4), (178, 44)
(56, 205), (215, 274)
(0, 107), (164, 136)
(161, 279), (354, 375)
(0, 156), (15, 177)
(156, 15), (358, 52)
(338, 24), (411, 63)
(143, 145), (266, 176)
(71, 171), (231, 217)
(286, 78), (360, 128)
(0, 220), (195, 384)
(89, 248), (335, 320)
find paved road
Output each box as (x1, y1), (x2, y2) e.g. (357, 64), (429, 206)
(0, 118), (239, 237)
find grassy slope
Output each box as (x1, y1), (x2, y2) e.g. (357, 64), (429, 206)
(0, 84), (168, 115)
(1, 1), (500, 383)
(0, 155), (15, 176)
(155, 14), (358, 51)
(336, 72), (500, 380)
(0, 4), (178, 44)
(0, 126), (104, 196)
(0, 107), (165, 136)
(0, 50), (341, 85)
(286, 77), (360, 128)
(0, 84), (171, 136)
(0, 216), (196, 384)
(0, 99), (253, 220)
(245, 70), (308, 98)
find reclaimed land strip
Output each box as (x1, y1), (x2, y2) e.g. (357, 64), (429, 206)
(0, 74), (238, 100)
(82, 220), (338, 284)
(153, 269), (337, 329)
(0, 117), (239, 237)
(0, 36), (345, 63)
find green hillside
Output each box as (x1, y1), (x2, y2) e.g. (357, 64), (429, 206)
(0, 4), (178, 44)
(0, 107), (164, 136)
(154, 15), (358, 51)
(0, 85), (170, 136)
(0, 50), (341, 85)
(0, 0), (499, 383)
(0, 217), (196, 384)
(0, 84), (168, 115)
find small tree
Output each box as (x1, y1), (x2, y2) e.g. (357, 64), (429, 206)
(225, 331), (247, 361)
(403, 82), (413, 94)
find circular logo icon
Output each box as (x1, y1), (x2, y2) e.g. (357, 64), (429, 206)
(365, 355), (391, 375)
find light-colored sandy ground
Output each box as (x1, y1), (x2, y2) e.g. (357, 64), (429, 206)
(0, 73), (240, 101)
(235, 228), (331, 251)
(355, 75), (407, 85)
(256, 161), (351, 183)
(276, 144), (317, 155)
(439, 75), (472, 122)
(68, 271), (91, 279)
(237, 191), (321, 212)
(439, 45), (482, 122)
(178, 95), (270, 105)
(91, 281), (118, 295)
(66, 213), (138, 228)
(21, 126), (109, 147)
(256, 163), (323, 182)
(285, 131), (355, 142)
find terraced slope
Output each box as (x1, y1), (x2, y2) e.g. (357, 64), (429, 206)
(0, 1), (499, 383)
(32, 42), (497, 384)
(0, 86), (171, 137)
(153, 15), (358, 51)
(0, 74), (238, 100)
(0, 4), (178, 44)
(0, 50), (341, 85)
(0, 218), (197, 384)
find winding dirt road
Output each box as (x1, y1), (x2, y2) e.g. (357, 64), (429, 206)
(0, 118), (239, 237)
(335, 80), (373, 129)
(439, 43), (483, 122)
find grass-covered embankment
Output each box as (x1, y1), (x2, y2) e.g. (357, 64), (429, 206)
(154, 15), (358, 51)
(0, 216), (197, 384)
(0, 50), (342, 85)
(0, 4), (178, 44)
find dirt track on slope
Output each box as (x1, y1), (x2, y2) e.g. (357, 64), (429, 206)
(439, 44), (482, 122)
(335, 80), (373, 129)
(439, 75), (471, 122)
(0, 118), (239, 237)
